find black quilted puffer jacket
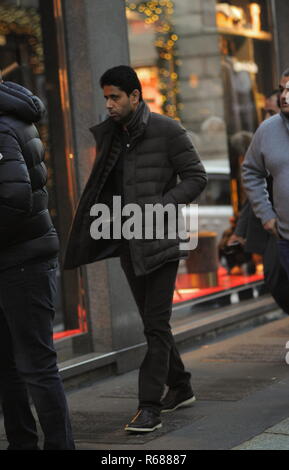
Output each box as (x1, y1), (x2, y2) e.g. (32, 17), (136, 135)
(64, 101), (207, 276)
(0, 81), (59, 270)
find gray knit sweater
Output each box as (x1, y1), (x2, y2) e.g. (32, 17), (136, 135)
(242, 113), (289, 241)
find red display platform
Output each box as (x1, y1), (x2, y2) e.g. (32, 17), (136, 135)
(53, 304), (87, 340)
(53, 267), (264, 339)
(173, 266), (264, 304)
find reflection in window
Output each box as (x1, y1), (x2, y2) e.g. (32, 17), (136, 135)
(197, 175), (232, 206)
(126, 1), (180, 119)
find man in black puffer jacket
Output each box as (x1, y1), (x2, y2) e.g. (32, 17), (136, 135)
(65, 66), (207, 433)
(0, 76), (74, 450)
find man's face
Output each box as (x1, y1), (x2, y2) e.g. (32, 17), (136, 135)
(279, 76), (289, 116)
(103, 85), (139, 123)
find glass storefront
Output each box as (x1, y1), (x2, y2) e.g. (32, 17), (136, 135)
(0, 0), (280, 361)
(0, 0), (87, 339)
(126, 0), (275, 308)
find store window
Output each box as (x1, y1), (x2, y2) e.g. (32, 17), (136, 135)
(217, 0), (274, 211)
(0, 0), (87, 340)
(126, 1), (273, 308)
(0, 1), (57, 225)
(126, 1), (181, 119)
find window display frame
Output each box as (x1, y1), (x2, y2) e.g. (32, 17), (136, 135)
(0, 0), (88, 343)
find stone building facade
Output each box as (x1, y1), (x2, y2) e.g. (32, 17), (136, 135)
(1, 0), (289, 369)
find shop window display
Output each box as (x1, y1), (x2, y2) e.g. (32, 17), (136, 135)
(218, 0), (274, 280)
(218, 1), (273, 132)
(0, 2), (56, 220)
(126, 1), (180, 119)
(126, 1), (274, 308)
(0, 3), (62, 325)
(217, 0), (274, 209)
(0, 0), (86, 338)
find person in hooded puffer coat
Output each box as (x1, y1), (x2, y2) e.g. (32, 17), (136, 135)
(0, 75), (74, 450)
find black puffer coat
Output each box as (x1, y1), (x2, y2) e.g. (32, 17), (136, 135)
(0, 81), (59, 270)
(64, 101), (207, 276)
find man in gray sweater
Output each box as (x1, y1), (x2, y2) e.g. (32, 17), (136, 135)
(242, 67), (289, 278)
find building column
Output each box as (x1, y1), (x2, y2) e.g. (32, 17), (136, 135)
(272, 0), (289, 77)
(62, 0), (144, 353)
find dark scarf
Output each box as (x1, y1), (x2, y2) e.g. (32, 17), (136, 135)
(108, 100), (150, 171)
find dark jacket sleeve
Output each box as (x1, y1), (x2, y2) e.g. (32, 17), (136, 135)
(234, 199), (250, 238)
(242, 125), (276, 225)
(0, 126), (32, 227)
(163, 122), (207, 206)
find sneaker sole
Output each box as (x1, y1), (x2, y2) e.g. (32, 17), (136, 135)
(161, 395), (196, 413)
(125, 423), (162, 433)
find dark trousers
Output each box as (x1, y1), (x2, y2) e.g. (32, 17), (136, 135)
(0, 258), (75, 450)
(277, 239), (289, 283)
(120, 244), (191, 414)
(264, 236), (289, 314)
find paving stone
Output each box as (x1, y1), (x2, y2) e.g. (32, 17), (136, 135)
(234, 433), (289, 450)
(72, 410), (203, 445)
(2, 316), (289, 450)
(263, 326), (289, 338)
(202, 343), (286, 363)
(265, 418), (289, 435)
(193, 376), (277, 401)
(95, 374), (277, 402)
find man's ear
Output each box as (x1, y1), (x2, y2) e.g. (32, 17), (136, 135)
(131, 89), (140, 104)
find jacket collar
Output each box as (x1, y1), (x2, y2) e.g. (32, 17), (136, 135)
(89, 117), (116, 147)
(89, 101), (150, 145)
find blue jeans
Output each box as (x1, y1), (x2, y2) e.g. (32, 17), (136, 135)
(0, 258), (75, 450)
(277, 239), (289, 282)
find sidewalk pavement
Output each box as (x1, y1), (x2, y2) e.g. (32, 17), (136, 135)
(67, 312), (289, 451)
(1, 309), (289, 451)
(234, 418), (289, 450)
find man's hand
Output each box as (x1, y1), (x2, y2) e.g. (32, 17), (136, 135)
(263, 218), (279, 237)
(227, 233), (246, 246)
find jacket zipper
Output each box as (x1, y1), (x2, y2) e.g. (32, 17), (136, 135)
(122, 130), (139, 271)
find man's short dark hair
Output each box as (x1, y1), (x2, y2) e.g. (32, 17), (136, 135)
(281, 67), (289, 77)
(266, 88), (280, 98)
(100, 65), (143, 101)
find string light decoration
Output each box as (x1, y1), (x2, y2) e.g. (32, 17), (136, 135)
(0, 3), (44, 74)
(126, 1), (181, 120)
